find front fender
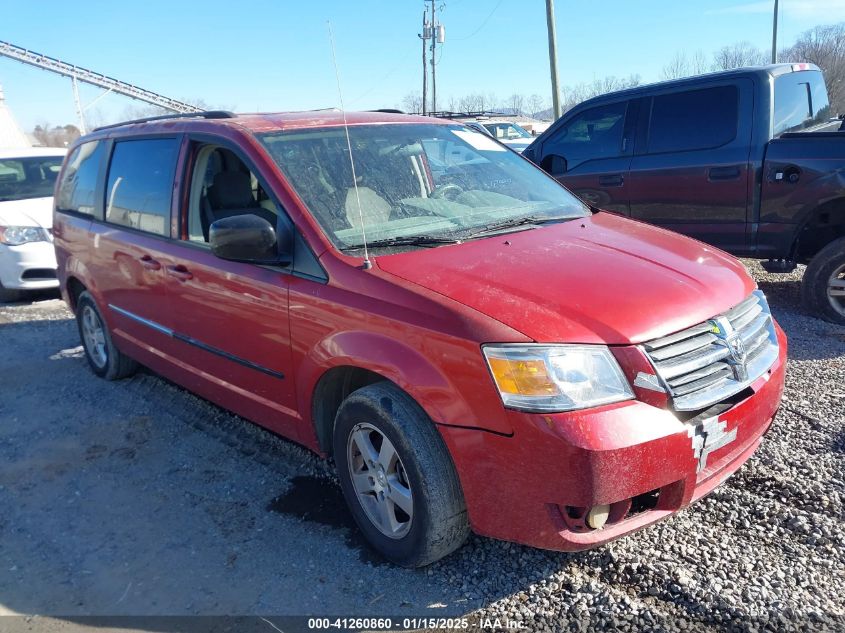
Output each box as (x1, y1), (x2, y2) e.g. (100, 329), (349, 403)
(296, 330), (514, 441)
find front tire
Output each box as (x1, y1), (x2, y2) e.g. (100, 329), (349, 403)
(802, 236), (845, 325)
(76, 291), (138, 380)
(333, 382), (470, 567)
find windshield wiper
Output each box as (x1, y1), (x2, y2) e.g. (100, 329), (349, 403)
(466, 215), (573, 238)
(341, 234), (462, 251)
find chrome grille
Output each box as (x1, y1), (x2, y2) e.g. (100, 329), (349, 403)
(642, 290), (779, 411)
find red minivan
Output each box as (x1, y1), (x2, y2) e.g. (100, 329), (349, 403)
(53, 110), (786, 567)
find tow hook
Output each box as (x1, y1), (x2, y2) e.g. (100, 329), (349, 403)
(586, 504), (611, 529)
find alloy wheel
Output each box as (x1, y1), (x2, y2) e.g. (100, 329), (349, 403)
(81, 305), (107, 368)
(347, 423), (414, 539)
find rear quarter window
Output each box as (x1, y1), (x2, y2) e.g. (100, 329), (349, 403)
(105, 138), (179, 236)
(774, 71), (831, 135)
(56, 141), (104, 215)
(646, 85), (738, 154)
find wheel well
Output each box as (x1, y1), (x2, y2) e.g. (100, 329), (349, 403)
(795, 197), (845, 264)
(311, 366), (388, 456)
(66, 277), (87, 313)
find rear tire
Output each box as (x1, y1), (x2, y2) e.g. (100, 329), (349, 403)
(76, 291), (138, 380)
(333, 382), (470, 567)
(801, 236), (845, 325)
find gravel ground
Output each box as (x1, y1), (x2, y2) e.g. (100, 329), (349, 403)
(0, 261), (843, 632)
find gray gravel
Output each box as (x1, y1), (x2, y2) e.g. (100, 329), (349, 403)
(0, 262), (843, 632)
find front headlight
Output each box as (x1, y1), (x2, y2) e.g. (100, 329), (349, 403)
(0, 226), (49, 246)
(483, 344), (634, 412)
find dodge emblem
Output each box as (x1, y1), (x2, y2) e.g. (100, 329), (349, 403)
(709, 318), (749, 382)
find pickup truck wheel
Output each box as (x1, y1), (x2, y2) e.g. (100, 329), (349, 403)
(802, 237), (845, 325)
(76, 291), (139, 380)
(333, 382), (470, 567)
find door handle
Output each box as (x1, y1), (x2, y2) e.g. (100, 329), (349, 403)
(708, 166), (742, 181)
(139, 255), (161, 271)
(598, 174), (624, 187)
(166, 264), (193, 282)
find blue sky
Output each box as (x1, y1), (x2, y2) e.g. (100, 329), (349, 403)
(2, 0), (845, 131)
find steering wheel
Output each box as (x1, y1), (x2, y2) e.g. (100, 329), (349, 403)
(431, 182), (465, 201)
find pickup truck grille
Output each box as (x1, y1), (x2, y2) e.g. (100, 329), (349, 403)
(642, 290), (779, 411)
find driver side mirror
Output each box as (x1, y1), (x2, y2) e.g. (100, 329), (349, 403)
(540, 154), (568, 178)
(209, 214), (292, 266)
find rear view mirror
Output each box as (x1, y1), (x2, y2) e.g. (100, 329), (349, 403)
(209, 214), (291, 265)
(540, 154), (568, 177)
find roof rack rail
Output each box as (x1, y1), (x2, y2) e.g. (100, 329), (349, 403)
(427, 110), (509, 119)
(93, 110), (236, 132)
(368, 108), (405, 114)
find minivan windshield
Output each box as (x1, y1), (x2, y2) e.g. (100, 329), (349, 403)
(259, 124), (588, 251)
(0, 156), (64, 203)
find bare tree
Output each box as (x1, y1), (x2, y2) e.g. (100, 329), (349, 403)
(31, 123), (81, 147)
(401, 91), (424, 114)
(459, 93), (482, 112)
(691, 50), (710, 75)
(527, 94), (547, 118)
(477, 92), (498, 112)
(783, 22), (845, 115)
(561, 75), (641, 113)
(507, 93), (525, 115)
(712, 42), (767, 70)
(661, 52), (690, 80)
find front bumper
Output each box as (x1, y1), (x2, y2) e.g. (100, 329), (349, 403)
(0, 241), (59, 290)
(439, 322), (787, 552)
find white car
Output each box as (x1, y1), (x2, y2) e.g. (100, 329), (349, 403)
(462, 120), (534, 153)
(0, 147), (66, 301)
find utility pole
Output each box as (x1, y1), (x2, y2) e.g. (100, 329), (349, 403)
(431, 0), (437, 113)
(420, 10), (428, 114)
(545, 0), (562, 119)
(771, 0), (779, 64)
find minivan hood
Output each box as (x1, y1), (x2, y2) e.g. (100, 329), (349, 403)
(376, 212), (755, 344)
(0, 197), (53, 229)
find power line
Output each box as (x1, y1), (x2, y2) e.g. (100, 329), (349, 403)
(450, 0), (505, 41)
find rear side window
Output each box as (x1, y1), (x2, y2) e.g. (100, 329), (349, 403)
(105, 138), (179, 236)
(646, 86), (738, 154)
(774, 71), (831, 135)
(56, 141), (104, 215)
(543, 101), (628, 169)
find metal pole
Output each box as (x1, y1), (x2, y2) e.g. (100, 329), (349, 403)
(421, 10), (428, 115)
(71, 76), (86, 134)
(431, 0), (437, 114)
(771, 0), (779, 64)
(545, 0), (562, 119)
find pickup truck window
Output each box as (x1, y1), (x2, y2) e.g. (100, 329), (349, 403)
(647, 85), (738, 154)
(773, 71), (831, 136)
(55, 141), (104, 216)
(543, 102), (628, 168)
(105, 138), (179, 237)
(259, 124), (588, 250)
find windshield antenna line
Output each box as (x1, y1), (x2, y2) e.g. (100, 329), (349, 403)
(327, 21), (372, 270)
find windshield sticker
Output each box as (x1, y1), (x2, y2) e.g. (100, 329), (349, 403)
(453, 130), (507, 152)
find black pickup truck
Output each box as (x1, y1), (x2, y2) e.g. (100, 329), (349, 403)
(524, 63), (845, 324)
